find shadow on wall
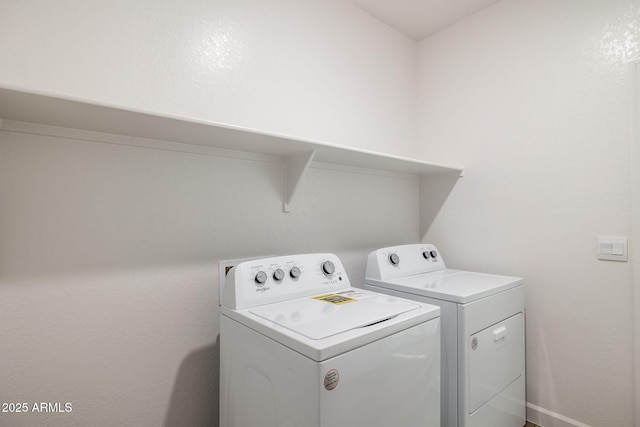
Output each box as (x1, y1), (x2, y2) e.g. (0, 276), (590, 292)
(164, 337), (220, 427)
(420, 171), (462, 241)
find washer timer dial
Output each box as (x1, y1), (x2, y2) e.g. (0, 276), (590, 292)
(321, 261), (335, 276)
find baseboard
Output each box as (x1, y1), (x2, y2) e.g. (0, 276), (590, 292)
(527, 403), (592, 427)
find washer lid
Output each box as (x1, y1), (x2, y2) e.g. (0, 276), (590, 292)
(249, 290), (421, 340)
(222, 288), (440, 361)
(368, 269), (523, 304)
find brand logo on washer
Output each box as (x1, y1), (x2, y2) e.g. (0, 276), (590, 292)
(471, 337), (478, 350)
(324, 369), (339, 391)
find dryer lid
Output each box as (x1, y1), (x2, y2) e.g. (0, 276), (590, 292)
(249, 290), (421, 340)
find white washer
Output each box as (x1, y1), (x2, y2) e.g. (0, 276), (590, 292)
(220, 253), (442, 427)
(365, 244), (525, 427)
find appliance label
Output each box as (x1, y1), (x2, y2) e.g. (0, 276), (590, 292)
(312, 294), (356, 305)
(324, 369), (339, 390)
(471, 337), (478, 350)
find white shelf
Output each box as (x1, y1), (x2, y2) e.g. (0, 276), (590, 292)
(0, 86), (463, 234)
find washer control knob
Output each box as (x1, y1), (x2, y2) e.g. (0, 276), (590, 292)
(289, 266), (301, 279)
(430, 250), (438, 258)
(389, 253), (400, 265)
(321, 261), (335, 276)
(422, 251), (430, 260)
(273, 268), (285, 281)
(254, 271), (267, 286)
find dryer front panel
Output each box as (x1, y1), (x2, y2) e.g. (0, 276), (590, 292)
(468, 312), (524, 413)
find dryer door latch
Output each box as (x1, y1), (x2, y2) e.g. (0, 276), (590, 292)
(492, 326), (507, 341)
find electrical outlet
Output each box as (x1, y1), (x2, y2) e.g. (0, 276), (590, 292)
(218, 256), (270, 305)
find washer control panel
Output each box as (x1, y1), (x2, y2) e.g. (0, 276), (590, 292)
(222, 253), (349, 310)
(365, 244), (446, 281)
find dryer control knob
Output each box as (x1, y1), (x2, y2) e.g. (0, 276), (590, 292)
(422, 251), (430, 259)
(321, 261), (335, 276)
(389, 253), (400, 265)
(290, 266), (301, 279)
(430, 250), (438, 258)
(273, 268), (285, 281)
(254, 271), (268, 285)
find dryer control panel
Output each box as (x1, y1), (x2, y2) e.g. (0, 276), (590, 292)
(366, 244), (446, 281)
(222, 253), (350, 310)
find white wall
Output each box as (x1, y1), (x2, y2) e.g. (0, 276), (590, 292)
(417, 1), (638, 426)
(4, 1), (637, 426)
(0, 1), (422, 426)
(0, 128), (420, 427)
(0, 0), (418, 158)
(632, 59), (640, 426)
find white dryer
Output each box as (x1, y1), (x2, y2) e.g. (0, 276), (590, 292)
(220, 253), (441, 427)
(365, 244), (525, 427)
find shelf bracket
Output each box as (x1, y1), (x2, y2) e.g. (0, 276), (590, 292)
(283, 150), (316, 213)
